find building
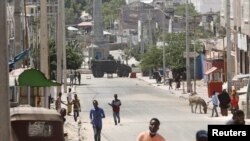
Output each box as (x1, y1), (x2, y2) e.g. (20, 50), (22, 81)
(220, 0), (250, 82)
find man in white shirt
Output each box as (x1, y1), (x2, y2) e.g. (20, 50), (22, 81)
(67, 88), (73, 115)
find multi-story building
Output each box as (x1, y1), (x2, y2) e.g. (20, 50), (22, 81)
(220, 0), (250, 91)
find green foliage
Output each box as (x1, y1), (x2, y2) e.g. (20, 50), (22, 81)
(66, 45), (84, 70)
(102, 0), (126, 28)
(175, 3), (198, 17)
(130, 44), (142, 61)
(140, 47), (162, 71)
(84, 0), (126, 29)
(140, 32), (203, 71)
(163, 33), (186, 70)
(49, 39), (84, 71)
(65, 0), (86, 24)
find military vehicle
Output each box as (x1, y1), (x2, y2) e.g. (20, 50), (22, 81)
(90, 60), (132, 78)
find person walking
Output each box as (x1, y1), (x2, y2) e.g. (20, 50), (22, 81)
(77, 72), (81, 85)
(168, 70), (173, 90)
(72, 94), (81, 122)
(108, 94), (122, 125)
(230, 89), (239, 114)
(55, 92), (65, 113)
(136, 118), (165, 141)
(226, 109), (245, 125)
(210, 91), (220, 117)
(90, 100), (105, 141)
(69, 71), (74, 86)
(67, 88), (73, 115)
(218, 89), (231, 116)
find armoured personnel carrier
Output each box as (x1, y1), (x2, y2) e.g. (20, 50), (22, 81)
(90, 60), (132, 78)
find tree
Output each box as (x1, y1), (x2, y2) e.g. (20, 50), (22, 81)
(175, 3), (198, 17)
(65, 0), (86, 25)
(140, 47), (162, 72)
(102, 0), (126, 28)
(49, 39), (84, 72)
(84, 0), (126, 29)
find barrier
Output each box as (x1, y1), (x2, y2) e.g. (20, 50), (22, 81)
(130, 72), (136, 78)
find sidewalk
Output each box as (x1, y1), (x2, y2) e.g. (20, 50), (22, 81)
(51, 84), (85, 141)
(136, 73), (250, 124)
(136, 73), (211, 104)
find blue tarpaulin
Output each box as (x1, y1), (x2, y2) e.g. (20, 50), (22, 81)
(9, 49), (29, 67)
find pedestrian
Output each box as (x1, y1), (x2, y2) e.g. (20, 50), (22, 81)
(175, 74), (181, 90)
(55, 92), (65, 113)
(72, 94), (81, 122)
(168, 70), (173, 90)
(60, 108), (67, 123)
(226, 109), (245, 125)
(136, 118), (165, 141)
(209, 91), (220, 117)
(70, 71), (74, 86)
(218, 89), (231, 116)
(90, 100), (105, 141)
(67, 88), (73, 115)
(74, 70), (77, 85)
(77, 72), (81, 85)
(230, 89), (239, 114)
(108, 94), (122, 125)
(196, 130), (208, 141)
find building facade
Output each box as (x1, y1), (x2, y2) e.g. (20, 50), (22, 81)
(220, 0), (250, 90)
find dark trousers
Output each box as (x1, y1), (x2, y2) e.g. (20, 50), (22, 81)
(73, 109), (79, 121)
(93, 127), (102, 141)
(220, 108), (228, 116)
(211, 105), (218, 117)
(113, 112), (120, 125)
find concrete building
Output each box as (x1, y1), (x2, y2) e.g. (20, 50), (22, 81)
(220, 0), (250, 95)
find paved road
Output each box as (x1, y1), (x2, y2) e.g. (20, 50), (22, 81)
(63, 74), (242, 141)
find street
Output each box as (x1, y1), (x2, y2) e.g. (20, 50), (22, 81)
(64, 74), (231, 141)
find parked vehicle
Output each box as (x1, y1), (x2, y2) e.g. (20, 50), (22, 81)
(90, 60), (132, 78)
(10, 105), (66, 141)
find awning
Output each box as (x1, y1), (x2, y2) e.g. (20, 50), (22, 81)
(205, 67), (217, 75)
(232, 74), (250, 80)
(18, 69), (61, 87)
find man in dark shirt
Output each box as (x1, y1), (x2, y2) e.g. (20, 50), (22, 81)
(108, 94), (122, 125)
(218, 89), (231, 116)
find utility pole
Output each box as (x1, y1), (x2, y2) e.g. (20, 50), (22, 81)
(226, 0), (232, 93)
(162, 2), (166, 85)
(0, 0), (10, 140)
(40, 0), (49, 107)
(62, 0), (67, 93)
(14, 0), (22, 68)
(185, 0), (191, 93)
(57, 0), (65, 93)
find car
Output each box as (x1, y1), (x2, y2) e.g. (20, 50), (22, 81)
(10, 105), (66, 141)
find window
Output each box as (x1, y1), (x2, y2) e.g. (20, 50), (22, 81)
(28, 122), (53, 137)
(30, 8), (34, 14)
